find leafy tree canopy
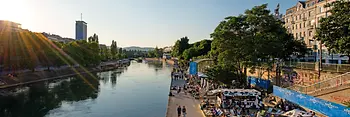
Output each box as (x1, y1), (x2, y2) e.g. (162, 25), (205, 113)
(316, 0), (350, 63)
(171, 36), (190, 57)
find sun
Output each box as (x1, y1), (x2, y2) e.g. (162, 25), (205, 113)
(0, 0), (27, 23)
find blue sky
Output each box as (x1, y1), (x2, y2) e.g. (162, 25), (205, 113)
(1, 0), (299, 47)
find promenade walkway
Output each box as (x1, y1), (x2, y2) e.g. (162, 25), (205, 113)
(166, 79), (205, 117)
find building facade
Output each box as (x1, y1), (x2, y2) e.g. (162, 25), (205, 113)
(283, 0), (348, 64)
(75, 21), (87, 40)
(42, 32), (74, 43)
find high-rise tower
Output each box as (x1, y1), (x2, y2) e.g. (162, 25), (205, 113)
(75, 13), (87, 40)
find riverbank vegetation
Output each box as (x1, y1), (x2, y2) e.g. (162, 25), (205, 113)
(0, 29), (145, 74)
(147, 47), (163, 58)
(170, 4), (308, 87)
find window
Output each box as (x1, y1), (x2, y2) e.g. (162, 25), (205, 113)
(304, 22), (306, 27)
(300, 23), (302, 29)
(295, 33), (298, 39)
(299, 14), (302, 20)
(309, 11), (312, 17)
(319, 6), (324, 13)
(308, 21), (311, 26)
(300, 32), (302, 38)
(309, 31), (313, 36)
(296, 24), (298, 29)
(304, 31), (306, 37)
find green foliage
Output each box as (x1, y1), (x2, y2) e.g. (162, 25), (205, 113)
(171, 36), (190, 57)
(182, 40), (212, 60)
(123, 50), (147, 58)
(110, 40), (118, 60)
(0, 27), (136, 73)
(205, 65), (244, 87)
(147, 47), (163, 58)
(62, 40), (101, 66)
(207, 4), (307, 86)
(182, 47), (198, 60)
(316, 0), (350, 63)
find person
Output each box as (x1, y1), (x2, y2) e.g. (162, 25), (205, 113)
(178, 87), (181, 94)
(237, 108), (242, 117)
(230, 108), (235, 116)
(285, 104), (289, 111)
(182, 106), (187, 117)
(177, 106), (182, 117)
(171, 71), (174, 79)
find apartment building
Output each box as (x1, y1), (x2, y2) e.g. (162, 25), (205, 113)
(283, 0), (348, 64)
(42, 32), (74, 44)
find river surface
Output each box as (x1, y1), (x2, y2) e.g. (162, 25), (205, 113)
(0, 61), (172, 117)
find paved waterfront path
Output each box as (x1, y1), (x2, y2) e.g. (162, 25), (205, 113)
(166, 79), (205, 117)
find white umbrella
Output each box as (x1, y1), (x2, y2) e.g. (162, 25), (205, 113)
(281, 109), (312, 117)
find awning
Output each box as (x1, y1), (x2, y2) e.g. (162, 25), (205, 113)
(207, 89), (261, 96)
(198, 72), (208, 78)
(281, 109), (312, 117)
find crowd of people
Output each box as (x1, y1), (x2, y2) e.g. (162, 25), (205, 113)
(169, 59), (320, 117)
(201, 90), (264, 117)
(170, 61), (201, 117)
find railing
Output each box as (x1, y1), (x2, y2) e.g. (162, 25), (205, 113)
(322, 63), (350, 73)
(284, 62), (350, 73)
(284, 62), (315, 70)
(197, 60), (214, 73)
(288, 72), (350, 94)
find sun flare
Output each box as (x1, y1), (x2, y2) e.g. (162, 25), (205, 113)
(0, 0), (27, 23)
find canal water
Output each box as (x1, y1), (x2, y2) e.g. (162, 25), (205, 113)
(0, 61), (172, 117)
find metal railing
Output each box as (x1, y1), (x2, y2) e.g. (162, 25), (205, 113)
(284, 62), (350, 73)
(284, 62), (316, 70)
(322, 63), (350, 73)
(288, 72), (350, 94)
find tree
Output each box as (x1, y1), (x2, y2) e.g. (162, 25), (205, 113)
(88, 33), (99, 43)
(110, 40), (118, 60)
(181, 39), (212, 60)
(206, 65), (243, 87)
(210, 4), (307, 86)
(182, 47), (198, 60)
(171, 36), (190, 57)
(62, 39), (101, 66)
(316, 0), (350, 63)
(147, 47), (163, 58)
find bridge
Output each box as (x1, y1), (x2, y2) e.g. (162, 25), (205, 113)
(194, 58), (214, 73)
